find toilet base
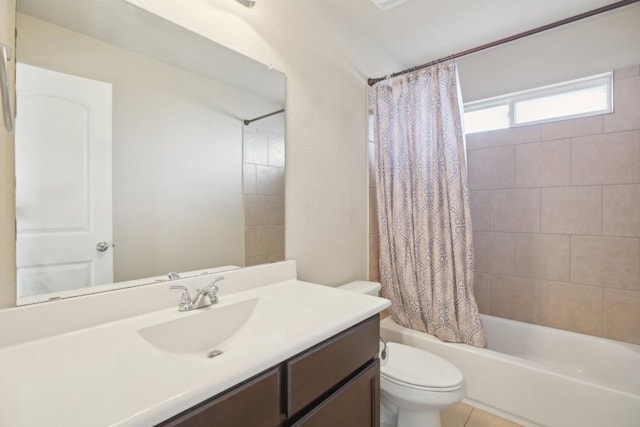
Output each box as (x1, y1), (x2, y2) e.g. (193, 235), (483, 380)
(397, 409), (441, 427)
(380, 397), (443, 427)
(380, 397), (398, 427)
(380, 377), (466, 427)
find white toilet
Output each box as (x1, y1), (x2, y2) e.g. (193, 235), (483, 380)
(339, 281), (466, 427)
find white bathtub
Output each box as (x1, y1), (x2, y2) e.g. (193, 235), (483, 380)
(380, 314), (640, 427)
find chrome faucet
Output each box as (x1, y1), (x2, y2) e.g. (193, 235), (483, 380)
(170, 276), (224, 311)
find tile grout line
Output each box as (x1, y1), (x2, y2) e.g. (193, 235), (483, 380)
(600, 184), (604, 247)
(539, 186), (542, 235)
(488, 273), (493, 315)
(601, 283), (605, 338)
(473, 230), (640, 240)
(471, 182), (640, 191)
(512, 145), (516, 197)
(463, 407), (474, 427)
(600, 183), (606, 337)
(569, 136), (573, 187)
(467, 128), (640, 153)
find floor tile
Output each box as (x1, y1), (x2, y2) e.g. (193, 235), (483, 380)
(441, 402), (473, 427)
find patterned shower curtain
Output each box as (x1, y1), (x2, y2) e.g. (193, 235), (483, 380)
(373, 63), (486, 347)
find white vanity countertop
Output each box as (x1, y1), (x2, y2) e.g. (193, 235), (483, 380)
(0, 280), (390, 427)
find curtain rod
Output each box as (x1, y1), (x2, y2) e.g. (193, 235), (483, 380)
(368, 0), (640, 86)
(243, 109), (285, 125)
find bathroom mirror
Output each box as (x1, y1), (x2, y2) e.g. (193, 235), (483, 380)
(13, 0), (286, 305)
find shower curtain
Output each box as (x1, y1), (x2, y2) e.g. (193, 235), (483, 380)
(373, 63), (486, 347)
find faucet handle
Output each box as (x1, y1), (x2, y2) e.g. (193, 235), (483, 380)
(206, 287), (219, 305)
(197, 277), (224, 304)
(170, 285), (193, 311)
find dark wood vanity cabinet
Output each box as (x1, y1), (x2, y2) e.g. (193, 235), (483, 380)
(291, 361), (379, 427)
(160, 368), (282, 427)
(158, 315), (380, 427)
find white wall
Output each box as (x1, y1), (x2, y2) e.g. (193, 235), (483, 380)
(16, 14), (282, 282)
(126, 0), (400, 285)
(458, 4), (640, 101)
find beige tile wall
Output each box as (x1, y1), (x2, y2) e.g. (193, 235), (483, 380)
(466, 65), (640, 344)
(243, 127), (285, 266)
(368, 65), (640, 345)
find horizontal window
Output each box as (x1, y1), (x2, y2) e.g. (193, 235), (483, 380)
(463, 103), (509, 134)
(463, 73), (613, 134)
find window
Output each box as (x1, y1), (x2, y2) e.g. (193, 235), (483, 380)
(463, 73), (613, 134)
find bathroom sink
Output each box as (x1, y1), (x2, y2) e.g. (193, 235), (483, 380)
(137, 297), (313, 355)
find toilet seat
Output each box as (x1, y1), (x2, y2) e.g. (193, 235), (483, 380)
(380, 342), (464, 391)
(381, 373), (464, 392)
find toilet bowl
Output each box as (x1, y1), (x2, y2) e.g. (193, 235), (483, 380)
(338, 281), (466, 427)
(380, 341), (466, 427)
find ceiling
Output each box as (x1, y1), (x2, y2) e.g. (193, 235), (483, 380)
(16, 0), (632, 95)
(317, 0), (622, 74)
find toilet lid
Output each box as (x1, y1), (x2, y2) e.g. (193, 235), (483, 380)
(381, 342), (464, 389)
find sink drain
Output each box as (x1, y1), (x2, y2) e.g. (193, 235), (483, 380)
(207, 349), (224, 359)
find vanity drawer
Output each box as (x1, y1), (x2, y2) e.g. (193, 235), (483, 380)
(286, 315), (379, 417)
(159, 367), (281, 427)
(292, 360), (380, 427)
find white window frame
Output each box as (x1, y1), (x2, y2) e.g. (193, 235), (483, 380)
(464, 72), (613, 132)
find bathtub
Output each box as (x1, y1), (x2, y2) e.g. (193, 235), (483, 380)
(380, 314), (640, 427)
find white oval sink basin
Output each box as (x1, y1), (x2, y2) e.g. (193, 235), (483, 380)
(137, 297), (312, 355)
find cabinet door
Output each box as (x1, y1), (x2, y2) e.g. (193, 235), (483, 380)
(292, 360), (380, 427)
(287, 316), (379, 417)
(159, 367), (282, 427)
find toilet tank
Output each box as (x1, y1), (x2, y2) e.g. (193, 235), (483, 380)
(338, 281), (381, 296)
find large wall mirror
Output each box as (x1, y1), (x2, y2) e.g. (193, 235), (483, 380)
(14, 0), (286, 305)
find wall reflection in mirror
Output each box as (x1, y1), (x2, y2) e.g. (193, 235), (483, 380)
(14, 0), (286, 305)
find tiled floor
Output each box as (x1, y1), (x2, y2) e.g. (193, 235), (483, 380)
(441, 403), (523, 427)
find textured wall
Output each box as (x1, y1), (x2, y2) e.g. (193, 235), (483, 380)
(467, 65), (640, 344)
(457, 4), (640, 102)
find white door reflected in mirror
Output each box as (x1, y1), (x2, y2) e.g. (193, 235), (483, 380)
(15, 63), (113, 300)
